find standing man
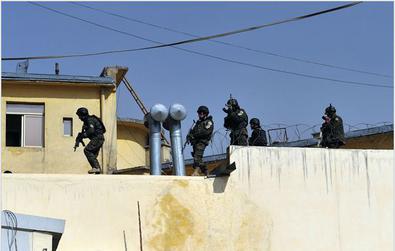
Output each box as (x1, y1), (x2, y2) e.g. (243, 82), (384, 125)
(223, 96), (248, 146)
(75, 107), (106, 174)
(186, 106), (214, 176)
(320, 104), (345, 149)
(249, 118), (268, 146)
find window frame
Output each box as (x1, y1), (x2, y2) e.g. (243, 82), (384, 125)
(63, 117), (73, 137)
(6, 103), (45, 148)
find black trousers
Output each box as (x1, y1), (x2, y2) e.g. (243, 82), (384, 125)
(84, 135), (105, 169)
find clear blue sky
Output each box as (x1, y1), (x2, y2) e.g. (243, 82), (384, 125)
(2, 1), (393, 155)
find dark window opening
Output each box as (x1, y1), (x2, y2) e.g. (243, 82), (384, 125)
(6, 114), (22, 146)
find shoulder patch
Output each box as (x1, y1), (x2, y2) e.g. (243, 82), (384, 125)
(205, 121), (213, 129)
(237, 111), (244, 116)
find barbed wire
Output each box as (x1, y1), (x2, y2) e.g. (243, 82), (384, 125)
(205, 121), (393, 155)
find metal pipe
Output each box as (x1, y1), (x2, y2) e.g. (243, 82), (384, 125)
(168, 104), (187, 176)
(149, 104), (168, 175)
(100, 88), (105, 174)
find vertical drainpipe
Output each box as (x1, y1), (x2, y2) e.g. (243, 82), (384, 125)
(100, 88), (105, 174)
(149, 104), (168, 175)
(168, 104), (187, 176)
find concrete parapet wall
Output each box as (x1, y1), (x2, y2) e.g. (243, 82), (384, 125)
(2, 174), (270, 251)
(2, 147), (393, 251)
(228, 146), (393, 251)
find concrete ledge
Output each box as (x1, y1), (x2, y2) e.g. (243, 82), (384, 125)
(2, 147), (393, 251)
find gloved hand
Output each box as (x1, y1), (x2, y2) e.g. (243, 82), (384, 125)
(187, 134), (194, 142)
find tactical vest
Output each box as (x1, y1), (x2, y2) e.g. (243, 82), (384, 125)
(253, 128), (267, 146)
(84, 115), (106, 138)
(191, 116), (214, 145)
(224, 109), (248, 131)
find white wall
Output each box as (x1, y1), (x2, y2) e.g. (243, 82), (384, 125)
(228, 146), (393, 251)
(2, 147), (393, 251)
(2, 174), (271, 251)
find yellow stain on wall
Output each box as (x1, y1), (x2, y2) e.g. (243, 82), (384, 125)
(148, 193), (194, 251)
(236, 206), (273, 251)
(174, 180), (189, 188)
(7, 147), (26, 156)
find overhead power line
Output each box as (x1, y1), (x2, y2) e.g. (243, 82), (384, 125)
(71, 1), (392, 79)
(4, 2), (393, 89)
(6, 1), (362, 60)
(175, 47), (393, 89)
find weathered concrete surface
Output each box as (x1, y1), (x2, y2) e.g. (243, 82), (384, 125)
(2, 147), (392, 251)
(228, 146), (393, 251)
(2, 175), (271, 251)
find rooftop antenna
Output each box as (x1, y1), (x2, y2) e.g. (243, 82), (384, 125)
(55, 63), (60, 75)
(16, 60), (29, 74)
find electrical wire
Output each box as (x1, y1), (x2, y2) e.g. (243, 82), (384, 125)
(5, 2), (392, 89)
(70, 1), (392, 79)
(5, 1), (361, 59)
(6, 2), (393, 88)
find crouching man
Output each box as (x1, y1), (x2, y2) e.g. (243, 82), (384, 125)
(75, 107), (106, 174)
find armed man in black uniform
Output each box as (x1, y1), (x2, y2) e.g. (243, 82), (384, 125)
(249, 118), (268, 146)
(223, 96), (248, 146)
(186, 106), (214, 176)
(75, 107), (106, 174)
(320, 104), (345, 149)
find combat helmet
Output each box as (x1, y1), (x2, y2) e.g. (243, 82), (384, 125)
(226, 98), (239, 109)
(250, 118), (261, 127)
(197, 105), (209, 114)
(76, 107), (89, 117)
(325, 104), (336, 117)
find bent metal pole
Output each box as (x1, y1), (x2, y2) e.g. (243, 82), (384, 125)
(149, 104), (168, 175)
(168, 104), (187, 176)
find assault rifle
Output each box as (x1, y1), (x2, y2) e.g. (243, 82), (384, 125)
(182, 120), (196, 152)
(73, 133), (86, 151)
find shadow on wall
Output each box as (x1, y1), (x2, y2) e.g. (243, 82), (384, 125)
(210, 162), (236, 193)
(212, 176), (229, 193)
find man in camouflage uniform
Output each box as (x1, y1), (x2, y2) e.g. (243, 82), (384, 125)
(320, 104), (345, 149)
(187, 106), (214, 176)
(249, 118), (268, 146)
(223, 97), (248, 146)
(75, 107), (106, 174)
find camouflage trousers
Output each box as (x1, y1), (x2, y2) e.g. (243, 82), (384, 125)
(230, 128), (248, 146)
(192, 142), (207, 173)
(84, 135), (105, 170)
